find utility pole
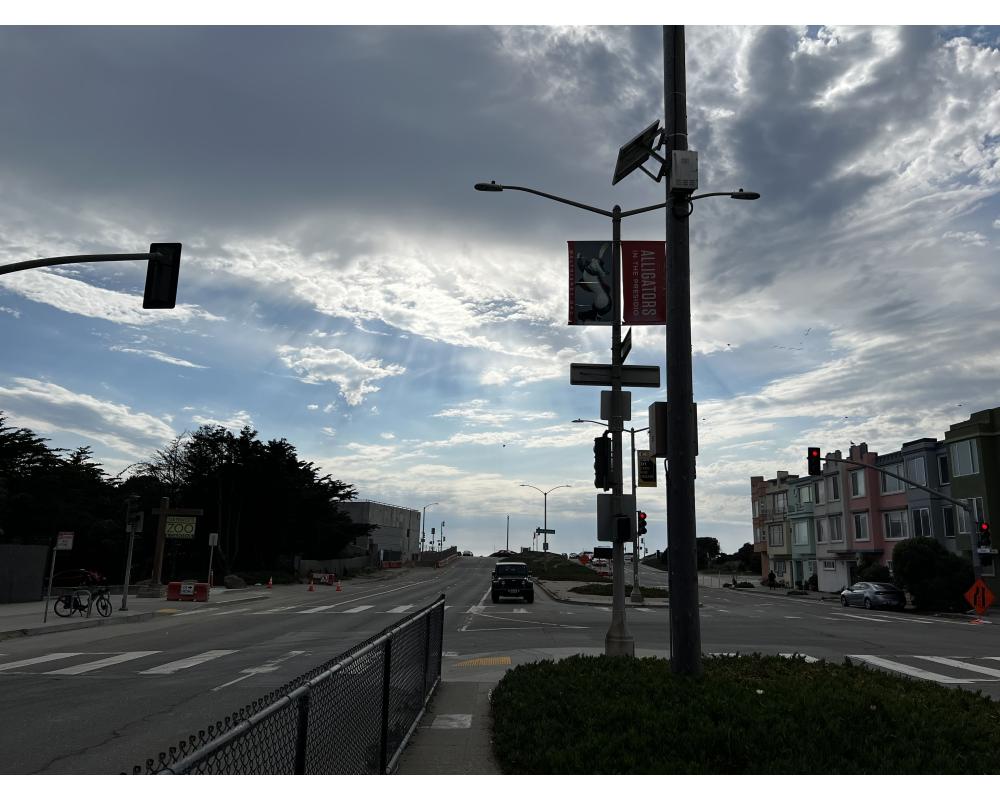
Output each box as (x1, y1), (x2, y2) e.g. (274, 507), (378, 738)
(606, 204), (634, 657)
(506, 514), (510, 552)
(629, 427), (644, 603)
(664, 25), (702, 676)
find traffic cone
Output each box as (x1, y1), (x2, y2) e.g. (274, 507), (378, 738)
(336, 580), (342, 592)
(267, 577), (273, 589)
(308, 578), (314, 592)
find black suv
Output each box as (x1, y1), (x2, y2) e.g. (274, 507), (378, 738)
(492, 561), (534, 603)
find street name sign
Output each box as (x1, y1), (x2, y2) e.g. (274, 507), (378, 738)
(535, 528), (555, 535)
(570, 363), (660, 388)
(55, 532), (74, 550)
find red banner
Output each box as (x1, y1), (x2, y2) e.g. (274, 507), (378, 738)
(621, 241), (666, 325)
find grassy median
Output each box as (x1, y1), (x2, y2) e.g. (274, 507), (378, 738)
(491, 653), (1000, 774)
(568, 583), (669, 598)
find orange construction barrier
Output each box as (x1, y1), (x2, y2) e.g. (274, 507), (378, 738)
(308, 578), (314, 592)
(267, 576), (273, 589)
(336, 580), (342, 592)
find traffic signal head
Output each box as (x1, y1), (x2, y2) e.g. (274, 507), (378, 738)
(980, 522), (991, 548)
(637, 510), (647, 537)
(807, 447), (822, 476)
(614, 514), (631, 543)
(593, 434), (611, 491)
(143, 242), (182, 309)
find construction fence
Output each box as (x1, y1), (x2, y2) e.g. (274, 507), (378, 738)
(130, 595), (445, 774)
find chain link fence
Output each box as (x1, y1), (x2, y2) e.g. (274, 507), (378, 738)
(130, 594), (445, 774)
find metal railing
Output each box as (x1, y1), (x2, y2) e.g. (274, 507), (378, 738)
(130, 594), (445, 774)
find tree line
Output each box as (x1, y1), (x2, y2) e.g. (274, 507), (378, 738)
(0, 413), (373, 583)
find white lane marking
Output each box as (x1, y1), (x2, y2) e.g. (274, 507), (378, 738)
(914, 656), (1000, 679)
(342, 605), (374, 614)
(784, 616), (802, 620)
(512, 609), (528, 614)
(779, 653), (818, 662)
(460, 587), (494, 632)
(466, 605), (485, 613)
(386, 605), (414, 614)
(430, 714), (472, 729)
(211, 650), (307, 691)
(139, 650), (239, 675)
(848, 654), (979, 684)
(868, 613), (934, 625)
(715, 609), (731, 613)
(831, 613), (890, 623)
(173, 608), (212, 616)
(633, 607), (654, 613)
(0, 653), (83, 672)
(45, 651), (160, 675)
(209, 608), (251, 616)
(252, 605), (301, 614)
(297, 605), (339, 614)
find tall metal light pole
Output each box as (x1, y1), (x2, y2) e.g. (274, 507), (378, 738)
(519, 483), (570, 553)
(664, 25), (701, 676)
(421, 502), (439, 553)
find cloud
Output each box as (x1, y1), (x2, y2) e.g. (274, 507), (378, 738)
(277, 344), (406, 406)
(306, 404), (319, 411)
(0, 306), (20, 318)
(0, 377), (174, 458)
(190, 409), (254, 431)
(110, 345), (206, 369)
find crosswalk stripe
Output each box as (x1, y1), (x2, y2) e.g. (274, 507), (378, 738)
(210, 608), (251, 616)
(45, 651), (160, 675)
(138, 650), (239, 675)
(342, 605), (374, 614)
(512, 609), (528, 614)
(831, 613), (891, 623)
(386, 605), (414, 614)
(914, 656), (1000, 679)
(298, 605), (338, 614)
(597, 606), (611, 612)
(848, 654), (979, 684)
(466, 605), (485, 613)
(253, 605), (300, 614)
(173, 608), (211, 616)
(0, 653), (83, 672)
(633, 608), (654, 613)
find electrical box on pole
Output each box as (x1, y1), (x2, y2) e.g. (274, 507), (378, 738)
(648, 401), (698, 458)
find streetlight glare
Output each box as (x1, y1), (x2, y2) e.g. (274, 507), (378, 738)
(474, 181), (503, 192)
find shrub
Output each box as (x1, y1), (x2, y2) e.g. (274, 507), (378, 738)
(892, 537), (973, 612)
(504, 552), (611, 583)
(806, 573), (818, 591)
(490, 654), (1000, 774)
(858, 555), (892, 583)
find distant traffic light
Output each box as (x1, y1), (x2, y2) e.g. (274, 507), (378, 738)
(637, 510), (648, 537)
(807, 447), (822, 476)
(980, 522), (991, 549)
(143, 242), (182, 309)
(594, 434), (611, 491)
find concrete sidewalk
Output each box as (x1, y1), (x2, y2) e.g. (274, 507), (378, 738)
(0, 587), (270, 641)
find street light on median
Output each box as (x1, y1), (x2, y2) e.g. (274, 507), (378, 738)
(519, 483), (570, 553)
(421, 502), (439, 553)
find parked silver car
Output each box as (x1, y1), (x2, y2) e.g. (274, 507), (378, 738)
(840, 581), (906, 610)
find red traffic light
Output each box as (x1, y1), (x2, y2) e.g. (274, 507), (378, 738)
(809, 448), (820, 457)
(638, 511), (647, 521)
(981, 522), (990, 532)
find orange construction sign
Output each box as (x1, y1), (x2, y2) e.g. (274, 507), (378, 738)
(965, 578), (995, 616)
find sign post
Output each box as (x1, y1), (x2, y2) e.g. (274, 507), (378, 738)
(43, 532), (74, 623)
(208, 532), (219, 588)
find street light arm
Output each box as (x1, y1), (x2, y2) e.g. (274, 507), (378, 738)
(620, 200), (670, 219)
(480, 183), (613, 218)
(572, 418), (608, 427)
(546, 484), (572, 494)
(519, 483), (544, 495)
(0, 252), (163, 278)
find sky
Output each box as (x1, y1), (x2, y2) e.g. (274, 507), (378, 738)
(1, 12), (998, 560)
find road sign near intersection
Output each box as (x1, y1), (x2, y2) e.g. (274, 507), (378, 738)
(570, 363), (660, 387)
(965, 578), (995, 616)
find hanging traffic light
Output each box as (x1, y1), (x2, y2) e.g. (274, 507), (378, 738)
(807, 447), (822, 476)
(637, 510), (648, 537)
(979, 522), (991, 549)
(143, 242), (182, 309)
(594, 434), (611, 491)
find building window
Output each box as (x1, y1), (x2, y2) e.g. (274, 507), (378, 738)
(799, 485), (812, 505)
(827, 474), (840, 500)
(853, 512), (870, 542)
(950, 440), (979, 477)
(830, 515), (844, 542)
(774, 561), (786, 576)
(768, 525), (784, 547)
(816, 517), (828, 543)
(774, 492), (787, 513)
(881, 463), (905, 495)
(850, 470), (865, 498)
(883, 510), (909, 540)
(793, 520), (809, 546)
(823, 560), (836, 570)
(957, 497), (985, 535)
(906, 457), (927, 487)
(816, 479), (826, 504)
(938, 453), (950, 485)
(911, 507), (931, 538)
(942, 505), (955, 538)
(808, 560), (816, 575)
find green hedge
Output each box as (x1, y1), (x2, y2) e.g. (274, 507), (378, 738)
(568, 583), (669, 598)
(491, 654), (1000, 774)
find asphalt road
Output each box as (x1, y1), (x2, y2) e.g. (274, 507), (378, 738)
(3, 556), (999, 774)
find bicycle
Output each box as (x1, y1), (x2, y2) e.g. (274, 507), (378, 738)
(52, 586), (113, 618)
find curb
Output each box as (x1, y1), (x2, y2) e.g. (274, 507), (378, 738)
(0, 591), (271, 642)
(534, 580), (671, 608)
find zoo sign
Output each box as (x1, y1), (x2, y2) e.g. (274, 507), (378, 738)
(165, 516), (197, 539)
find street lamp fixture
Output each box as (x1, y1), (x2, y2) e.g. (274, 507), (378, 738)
(519, 483), (570, 553)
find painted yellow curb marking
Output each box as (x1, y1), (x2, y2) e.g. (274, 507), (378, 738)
(456, 656), (511, 667)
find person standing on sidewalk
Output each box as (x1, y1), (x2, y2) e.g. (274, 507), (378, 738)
(767, 570), (776, 590)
